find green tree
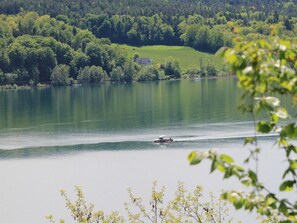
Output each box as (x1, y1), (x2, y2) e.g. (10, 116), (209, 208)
(284, 18), (293, 31)
(85, 42), (113, 72)
(127, 27), (139, 45)
(194, 26), (211, 52)
(51, 64), (71, 86)
(19, 11), (38, 35)
(88, 66), (107, 83)
(71, 51), (90, 78)
(36, 47), (57, 83)
(161, 57), (181, 78)
(85, 42), (103, 66)
(188, 38), (297, 222)
(122, 60), (136, 82)
(71, 52), (89, 69)
(180, 24), (199, 47)
(55, 43), (73, 65)
(0, 50), (10, 73)
(77, 65), (107, 84)
(137, 65), (161, 81)
(72, 29), (95, 51)
(56, 14), (70, 24)
(110, 66), (124, 82)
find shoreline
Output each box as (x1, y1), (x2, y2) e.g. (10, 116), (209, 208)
(0, 75), (237, 91)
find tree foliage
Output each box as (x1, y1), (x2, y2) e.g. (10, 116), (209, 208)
(161, 57), (181, 78)
(137, 65), (163, 81)
(1, 0), (297, 54)
(77, 66), (107, 84)
(0, 12), (183, 86)
(0, 1), (296, 85)
(47, 182), (231, 223)
(188, 37), (297, 222)
(51, 64), (71, 86)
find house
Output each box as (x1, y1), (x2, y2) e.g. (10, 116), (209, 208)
(135, 57), (153, 65)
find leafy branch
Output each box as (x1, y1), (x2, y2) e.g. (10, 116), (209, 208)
(189, 38), (297, 223)
(47, 182), (232, 223)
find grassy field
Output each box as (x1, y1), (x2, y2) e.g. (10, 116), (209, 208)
(115, 44), (223, 70)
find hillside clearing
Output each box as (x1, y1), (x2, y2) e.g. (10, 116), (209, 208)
(115, 45), (224, 70)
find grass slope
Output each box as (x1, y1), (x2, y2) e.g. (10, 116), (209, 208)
(116, 45), (223, 70)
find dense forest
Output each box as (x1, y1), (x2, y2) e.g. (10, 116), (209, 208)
(2, 0), (297, 21)
(0, 12), (184, 86)
(1, 0), (297, 49)
(0, 0), (296, 85)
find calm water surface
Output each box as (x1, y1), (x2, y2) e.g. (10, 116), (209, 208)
(0, 79), (284, 222)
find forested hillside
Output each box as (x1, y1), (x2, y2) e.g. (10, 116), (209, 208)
(0, 12), (181, 86)
(2, 0), (297, 20)
(0, 0), (296, 86)
(0, 0), (296, 51)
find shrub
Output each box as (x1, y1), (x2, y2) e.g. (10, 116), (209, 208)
(77, 65), (107, 84)
(137, 65), (162, 81)
(51, 64), (71, 86)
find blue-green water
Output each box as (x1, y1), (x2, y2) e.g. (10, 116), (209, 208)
(0, 79), (283, 222)
(0, 78), (250, 154)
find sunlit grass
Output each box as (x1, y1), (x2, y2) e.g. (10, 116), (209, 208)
(114, 44), (223, 70)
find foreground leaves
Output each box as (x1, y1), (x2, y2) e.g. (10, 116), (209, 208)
(189, 38), (297, 223)
(47, 182), (232, 223)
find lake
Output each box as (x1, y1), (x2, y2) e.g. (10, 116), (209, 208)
(0, 78), (285, 222)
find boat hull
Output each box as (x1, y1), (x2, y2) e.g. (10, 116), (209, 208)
(153, 138), (173, 143)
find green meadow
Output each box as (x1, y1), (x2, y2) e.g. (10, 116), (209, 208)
(116, 44), (223, 70)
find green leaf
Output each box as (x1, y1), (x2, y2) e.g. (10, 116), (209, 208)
(241, 179), (251, 187)
(234, 165), (244, 172)
(282, 168), (291, 179)
(221, 192), (228, 200)
(259, 39), (267, 48)
(219, 154), (234, 163)
(288, 215), (297, 221)
(278, 200), (288, 214)
(279, 137), (289, 147)
(279, 180), (295, 191)
(290, 160), (297, 170)
(187, 151), (201, 165)
(210, 159), (217, 173)
(244, 199), (254, 211)
(255, 82), (266, 94)
(256, 121), (273, 133)
(234, 198), (244, 209)
(265, 194), (276, 206)
(288, 78), (297, 90)
(248, 170), (258, 183)
(283, 123), (297, 139)
(224, 168), (233, 179)
(226, 53), (237, 64)
(286, 145), (297, 156)
(215, 46), (228, 58)
(217, 164), (226, 172)
(244, 137), (255, 145)
(270, 113), (279, 123)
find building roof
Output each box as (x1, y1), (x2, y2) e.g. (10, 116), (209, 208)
(135, 57), (152, 65)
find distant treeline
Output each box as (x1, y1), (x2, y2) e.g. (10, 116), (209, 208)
(0, 0), (296, 53)
(1, 0), (297, 20)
